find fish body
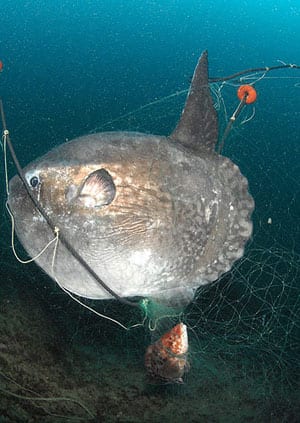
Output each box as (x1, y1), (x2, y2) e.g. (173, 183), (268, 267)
(7, 52), (254, 307)
(145, 323), (189, 384)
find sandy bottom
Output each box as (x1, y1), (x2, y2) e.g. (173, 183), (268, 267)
(0, 269), (299, 423)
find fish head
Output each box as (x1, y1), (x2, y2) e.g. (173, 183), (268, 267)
(8, 133), (186, 300)
(9, 134), (172, 238)
(145, 323), (189, 384)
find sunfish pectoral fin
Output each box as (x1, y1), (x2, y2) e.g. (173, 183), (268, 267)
(77, 168), (116, 208)
(169, 50), (218, 155)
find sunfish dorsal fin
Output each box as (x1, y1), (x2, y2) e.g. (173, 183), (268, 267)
(170, 51), (218, 154)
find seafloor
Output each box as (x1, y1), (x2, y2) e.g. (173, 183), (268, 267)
(0, 261), (299, 423)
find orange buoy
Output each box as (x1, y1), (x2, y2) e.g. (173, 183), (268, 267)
(237, 84), (257, 104)
(0, 61), (3, 72)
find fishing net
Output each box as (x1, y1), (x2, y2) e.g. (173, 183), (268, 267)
(1, 67), (299, 420)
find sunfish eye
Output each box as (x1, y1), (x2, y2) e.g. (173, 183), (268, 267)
(29, 176), (39, 188)
(78, 168), (116, 208)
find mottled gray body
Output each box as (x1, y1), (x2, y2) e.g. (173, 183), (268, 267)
(8, 52), (254, 306)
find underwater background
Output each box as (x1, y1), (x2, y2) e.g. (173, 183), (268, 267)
(0, 0), (299, 421)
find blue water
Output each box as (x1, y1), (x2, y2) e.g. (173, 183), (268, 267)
(0, 1), (299, 421)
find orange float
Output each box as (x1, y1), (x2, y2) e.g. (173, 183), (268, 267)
(237, 84), (257, 104)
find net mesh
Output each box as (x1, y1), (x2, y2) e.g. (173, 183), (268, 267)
(91, 71), (300, 404)
(1, 70), (299, 420)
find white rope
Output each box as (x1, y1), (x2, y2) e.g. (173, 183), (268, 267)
(2, 131), (9, 195)
(53, 277), (147, 331)
(49, 241), (146, 330)
(6, 201), (59, 264)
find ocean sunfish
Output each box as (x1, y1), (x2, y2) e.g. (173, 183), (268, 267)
(8, 51), (254, 307)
